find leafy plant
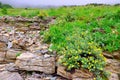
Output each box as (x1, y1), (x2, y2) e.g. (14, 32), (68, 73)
(16, 52), (21, 57)
(58, 29), (107, 79)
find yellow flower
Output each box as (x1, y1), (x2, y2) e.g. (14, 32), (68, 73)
(75, 56), (79, 59)
(94, 78), (96, 80)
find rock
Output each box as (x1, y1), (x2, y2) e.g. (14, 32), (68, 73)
(0, 50), (22, 63)
(0, 71), (23, 80)
(0, 51), (6, 63)
(0, 64), (6, 71)
(113, 52), (120, 60)
(29, 26), (40, 30)
(57, 65), (93, 80)
(4, 59), (16, 63)
(16, 52), (37, 60)
(44, 54), (51, 58)
(7, 41), (13, 49)
(109, 73), (119, 80)
(103, 52), (120, 60)
(15, 52), (55, 74)
(0, 63), (18, 72)
(5, 63), (18, 72)
(106, 59), (120, 74)
(6, 49), (22, 60)
(0, 41), (7, 52)
(103, 52), (113, 59)
(25, 72), (47, 80)
(50, 77), (57, 80)
(25, 78), (40, 80)
(0, 35), (9, 43)
(73, 78), (93, 80)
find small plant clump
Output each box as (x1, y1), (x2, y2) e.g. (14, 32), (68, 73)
(16, 52), (21, 57)
(38, 11), (48, 19)
(45, 28), (108, 80)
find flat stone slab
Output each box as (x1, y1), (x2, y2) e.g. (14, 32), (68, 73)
(15, 52), (55, 74)
(0, 71), (23, 80)
(57, 65), (94, 80)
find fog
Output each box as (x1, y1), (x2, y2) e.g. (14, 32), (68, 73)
(0, 0), (120, 8)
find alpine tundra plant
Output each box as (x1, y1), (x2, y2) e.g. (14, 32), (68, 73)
(45, 28), (108, 80)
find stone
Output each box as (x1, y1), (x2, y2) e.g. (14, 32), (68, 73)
(113, 52), (120, 60)
(5, 63), (18, 72)
(57, 65), (93, 80)
(0, 64), (6, 71)
(103, 52), (113, 59)
(7, 41), (13, 49)
(16, 52), (37, 60)
(29, 26), (40, 30)
(109, 73), (119, 80)
(0, 35), (9, 43)
(0, 51), (6, 63)
(6, 49), (22, 60)
(44, 54), (51, 58)
(0, 71), (23, 80)
(73, 78), (93, 80)
(0, 41), (7, 52)
(25, 78), (41, 80)
(15, 52), (55, 74)
(106, 59), (120, 74)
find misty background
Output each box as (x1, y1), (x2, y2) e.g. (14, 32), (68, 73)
(0, 0), (120, 8)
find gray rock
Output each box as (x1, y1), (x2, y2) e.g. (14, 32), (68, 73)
(44, 54), (51, 58)
(15, 52), (55, 74)
(0, 64), (6, 71)
(5, 63), (18, 72)
(50, 77), (57, 80)
(57, 65), (93, 80)
(0, 71), (23, 80)
(0, 35), (9, 43)
(0, 41), (7, 52)
(109, 73), (119, 80)
(7, 41), (13, 49)
(106, 59), (120, 73)
(6, 49), (22, 60)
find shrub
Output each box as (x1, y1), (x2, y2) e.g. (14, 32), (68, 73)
(38, 11), (48, 19)
(1, 8), (7, 14)
(58, 29), (107, 79)
(45, 27), (107, 79)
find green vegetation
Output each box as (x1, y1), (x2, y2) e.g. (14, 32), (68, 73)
(1, 8), (8, 14)
(43, 5), (120, 79)
(44, 6), (120, 52)
(16, 52), (22, 57)
(58, 29), (107, 80)
(0, 5), (120, 80)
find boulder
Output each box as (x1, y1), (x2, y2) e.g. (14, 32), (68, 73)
(0, 35), (9, 43)
(6, 49), (22, 60)
(0, 50), (22, 63)
(0, 63), (18, 72)
(0, 51), (6, 63)
(106, 59), (120, 74)
(0, 64), (6, 71)
(15, 52), (55, 74)
(57, 65), (94, 80)
(0, 41), (7, 52)
(109, 73), (119, 80)
(0, 71), (23, 80)
(113, 52), (120, 60)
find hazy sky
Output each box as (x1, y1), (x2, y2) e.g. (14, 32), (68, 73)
(0, 0), (120, 7)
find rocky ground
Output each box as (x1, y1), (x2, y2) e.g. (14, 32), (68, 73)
(0, 16), (120, 80)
